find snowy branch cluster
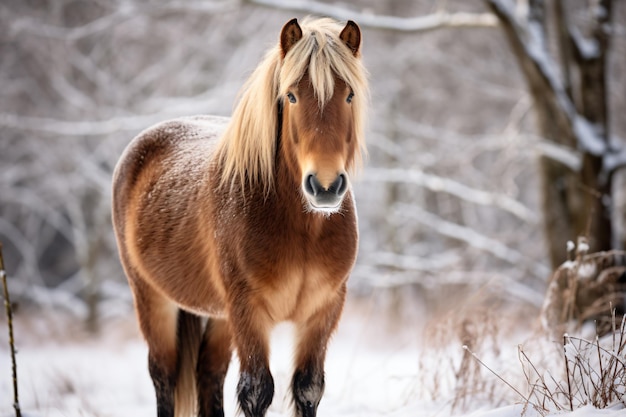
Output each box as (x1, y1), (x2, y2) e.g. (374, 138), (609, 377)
(484, 0), (626, 270)
(1, 0), (625, 321)
(488, 0), (623, 172)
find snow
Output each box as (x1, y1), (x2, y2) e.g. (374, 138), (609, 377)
(567, 241), (576, 253)
(573, 116), (606, 156)
(1, 301), (625, 417)
(569, 26), (601, 60)
(576, 262), (596, 280)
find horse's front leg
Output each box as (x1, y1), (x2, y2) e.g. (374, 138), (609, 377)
(229, 293), (275, 417)
(292, 284), (347, 417)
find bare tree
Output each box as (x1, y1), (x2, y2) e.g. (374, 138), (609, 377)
(487, 0), (625, 268)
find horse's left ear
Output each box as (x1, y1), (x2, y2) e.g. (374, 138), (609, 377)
(339, 20), (361, 57)
(280, 18), (303, 58)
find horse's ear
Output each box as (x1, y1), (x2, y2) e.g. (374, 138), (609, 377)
(339, 20), (361, 57)
(280, 18), (303, 58)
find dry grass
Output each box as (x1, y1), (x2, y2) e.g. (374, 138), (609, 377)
(416, 295), (526, 413)
(518, 313), (626, 414)
(458, 311), (626, 416)
(417, 280), (626, 416)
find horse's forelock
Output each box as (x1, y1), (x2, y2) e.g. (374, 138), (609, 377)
(279, 19), (363, 107)
(279, 18), (369, 169)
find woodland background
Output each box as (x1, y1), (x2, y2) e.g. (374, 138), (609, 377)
(1, 0), (625, 331)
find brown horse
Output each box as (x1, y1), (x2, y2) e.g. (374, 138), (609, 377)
(112, 17), (368, 417)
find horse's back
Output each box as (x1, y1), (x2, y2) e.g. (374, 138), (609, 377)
(113, 115), (227, 226)
(114, 116), (226, 199)
(112, 115), (228, 312)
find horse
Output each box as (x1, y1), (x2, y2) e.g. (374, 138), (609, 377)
(112, 17), (368, 417)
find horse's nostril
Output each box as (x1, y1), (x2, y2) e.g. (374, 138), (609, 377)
(304, 173), (347, 199)
(305, 174), (321, 196)
(329, 174), (346, 195)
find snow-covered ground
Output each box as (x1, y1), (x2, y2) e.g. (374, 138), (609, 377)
(0, 298), (624, 417)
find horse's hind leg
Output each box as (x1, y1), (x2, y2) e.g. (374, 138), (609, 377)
(196, 318), (232, 417)
(131, 279), (181, 417)
(292, 286), (347, 417)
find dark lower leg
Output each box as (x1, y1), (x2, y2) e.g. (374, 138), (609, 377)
(149, 354), (177, 417)
(136, 288), (179, 417)
(292, 365), (325, 417)
(197, 319), (232, 417)
(292, 288), (346, 417)
(227, 291), (274, 417)
(237, 365), (274, 417)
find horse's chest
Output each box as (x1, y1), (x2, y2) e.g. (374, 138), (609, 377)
(217, 196), (358, 323)
(254, 222), (356, 323)
(262, 265), (336, 323)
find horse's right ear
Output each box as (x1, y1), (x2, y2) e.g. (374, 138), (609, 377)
(280, 18), (303, 58)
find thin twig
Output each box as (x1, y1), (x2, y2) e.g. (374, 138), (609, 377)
(463, 345), (531, 404)
(518, 346), (560, 410)
(1, 243), (22, 417)
(563, 334), (574, 411)
(596, 332), (606, 405)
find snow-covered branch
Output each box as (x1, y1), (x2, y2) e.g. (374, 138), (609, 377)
(569, 26), (601, 61)
(364, 167), (537, 223)
(353, 265), (544, 306)
(602, 141), (626, 173)
(488, 0), (607, 157)
(394, 204), (549, 279)
(366, 251), (460, 273)
(8, 1), (235, 41)
(0, 113), (159, 136)
(0, 100), (221, 136)
(247, 0), (498, 32)
(8, 9), (129, 41)
(532, 137), (581, 171)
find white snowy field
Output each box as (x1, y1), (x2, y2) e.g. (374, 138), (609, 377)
(1, 297), (624, 417)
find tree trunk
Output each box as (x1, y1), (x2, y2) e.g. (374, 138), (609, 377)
(487, 0), (614, 269)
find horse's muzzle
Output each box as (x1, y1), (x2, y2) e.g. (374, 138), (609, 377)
(303, 172), (348, 213)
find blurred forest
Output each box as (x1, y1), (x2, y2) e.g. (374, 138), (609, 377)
(1, 0), (625, 329)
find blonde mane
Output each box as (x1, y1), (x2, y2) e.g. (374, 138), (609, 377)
(215, 17), (369, 192)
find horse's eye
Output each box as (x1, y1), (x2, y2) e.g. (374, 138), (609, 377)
(287, 92), (297, 104)
(346, 92), (354, 103)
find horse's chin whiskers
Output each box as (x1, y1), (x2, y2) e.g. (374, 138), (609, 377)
(303, 200), (343, 217)
(314, 206), (341, 215)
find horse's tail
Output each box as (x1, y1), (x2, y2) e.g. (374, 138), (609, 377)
(175, 310), (202, 417)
